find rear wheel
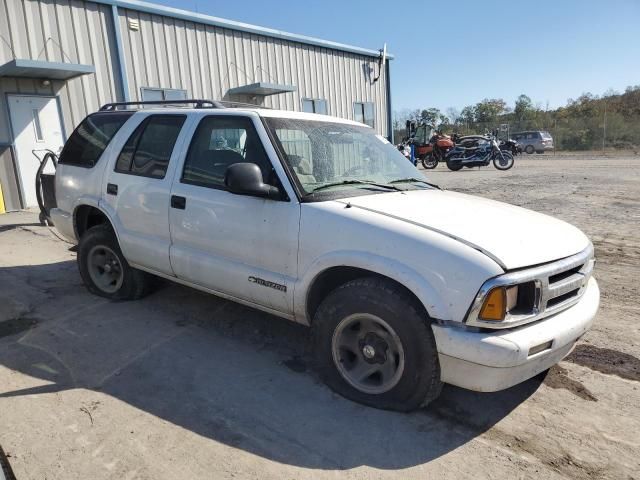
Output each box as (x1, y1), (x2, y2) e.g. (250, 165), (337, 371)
(312, 277), (442, 411)
(493, 151), (514, 170)
(421, 155), (438, 169)
(78, 224), (153, 300)
(525, 145), (534, 154)
(446, 158), (463, 171)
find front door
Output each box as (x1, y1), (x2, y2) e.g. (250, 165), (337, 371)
(8, 95), (65, 208)
(168, 114), (300, 314)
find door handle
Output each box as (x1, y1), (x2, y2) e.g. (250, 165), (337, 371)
(107, 183), (118, 195)
(171, 195), (186, 210)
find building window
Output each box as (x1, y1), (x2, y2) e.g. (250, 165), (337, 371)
(140, 87), (188, 102)
(353, 102), (375, 128)
(302, 98), (328, 115)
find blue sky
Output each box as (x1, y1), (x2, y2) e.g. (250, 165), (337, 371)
(153, 0), (640, 113)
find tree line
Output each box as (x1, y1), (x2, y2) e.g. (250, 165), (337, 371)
(394, 85), (640, 151)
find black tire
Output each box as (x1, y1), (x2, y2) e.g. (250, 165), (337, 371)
(446, 158), (463, 171)
(421, 155), (438, 169)
(78, 224), (153, 300)
(525, 145), (535, 154)
(312, 277), (442, 412)
(493, 151), (514, 170)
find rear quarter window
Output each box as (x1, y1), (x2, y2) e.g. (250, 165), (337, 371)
(59, 112), (133, 167)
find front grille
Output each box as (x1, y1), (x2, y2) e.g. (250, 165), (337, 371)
(465, 245), (594, 329)
(539, 248), (594, 317)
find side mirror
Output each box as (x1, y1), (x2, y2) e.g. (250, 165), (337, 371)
(225, 163), (280, 199)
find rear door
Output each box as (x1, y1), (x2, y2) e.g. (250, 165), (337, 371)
(168, 113), (300, 314)
(102, 113), (189, 275)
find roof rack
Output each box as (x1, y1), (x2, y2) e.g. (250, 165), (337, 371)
(99, 99), (222, 111)
(99, 99), (270, 111)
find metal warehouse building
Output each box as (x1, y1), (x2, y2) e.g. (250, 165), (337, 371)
(0, 0), (392, 210)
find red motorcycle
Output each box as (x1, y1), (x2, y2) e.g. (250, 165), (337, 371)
(419, 130), (455, 169)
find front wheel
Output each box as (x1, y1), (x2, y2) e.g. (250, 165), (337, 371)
(312, 277), (442, 412)
(493, 151), (514, 170)
(421, 154), (438, 169)
(446, 158), (463, 171)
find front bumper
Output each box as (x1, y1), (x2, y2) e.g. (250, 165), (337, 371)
(432, 277), (599, 392)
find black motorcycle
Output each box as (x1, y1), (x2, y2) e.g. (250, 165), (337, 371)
(445, 135), (514, 171)
(499, 138), (522, 156)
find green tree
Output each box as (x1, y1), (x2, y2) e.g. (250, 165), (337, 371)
(514, 94), (534, 119)
(474, 98), (507, 123)
(420, 108), (442, 125)
(459, 105), (475, 124)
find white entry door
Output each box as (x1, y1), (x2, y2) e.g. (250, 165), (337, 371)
(8, 95), (65, 207)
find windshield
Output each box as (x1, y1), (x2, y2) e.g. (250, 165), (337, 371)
(265, 118), (430, 196)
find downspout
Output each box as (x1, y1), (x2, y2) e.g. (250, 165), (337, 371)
(385, 58), (393, 143)
(111, 5), (130, 102)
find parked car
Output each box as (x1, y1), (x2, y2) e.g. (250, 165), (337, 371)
(51, 100), (599, 412)
(512, 130), (554, 154)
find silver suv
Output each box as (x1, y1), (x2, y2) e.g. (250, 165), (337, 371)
(512, 131), (554, 154)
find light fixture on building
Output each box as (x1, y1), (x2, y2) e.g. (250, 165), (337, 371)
(41, 79), (51, 87)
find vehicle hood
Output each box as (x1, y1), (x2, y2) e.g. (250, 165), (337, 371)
(337, 189), (590, 270)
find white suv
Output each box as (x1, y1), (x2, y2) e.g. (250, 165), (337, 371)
(51, 100), (599, 411)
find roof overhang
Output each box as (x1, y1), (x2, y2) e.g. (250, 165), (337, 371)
(227, 82), (297, 97)
(0, 59), (95, 80)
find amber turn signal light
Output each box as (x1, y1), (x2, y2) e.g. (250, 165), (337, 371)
(479, 287), (506, 321)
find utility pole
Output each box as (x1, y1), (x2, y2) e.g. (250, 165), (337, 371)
(603, 102), (607, 153)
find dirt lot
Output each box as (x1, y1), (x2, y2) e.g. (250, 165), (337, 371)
(0, 156), (638, 479)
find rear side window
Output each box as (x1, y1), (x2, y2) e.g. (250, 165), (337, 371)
(115, 115), (186, 179)
(59, 112), (133, 167)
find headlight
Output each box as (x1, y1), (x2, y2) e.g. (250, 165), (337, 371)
(477, 282), (538, 322)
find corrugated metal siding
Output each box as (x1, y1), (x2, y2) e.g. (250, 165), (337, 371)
(0, 0), (122, 134)
(116, 7), (389, 135)
(0, 0), (388, 140)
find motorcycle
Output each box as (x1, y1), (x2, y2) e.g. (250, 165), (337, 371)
(420, 131), (455, 169)
(499, 138), (522, 156)
(445, 134), (514, 171)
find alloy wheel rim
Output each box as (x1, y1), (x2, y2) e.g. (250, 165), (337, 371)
(331, 313), (405, 395)
(87, 245), (124, 294)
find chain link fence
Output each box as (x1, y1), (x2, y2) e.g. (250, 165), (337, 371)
(442, 113), (640, 156)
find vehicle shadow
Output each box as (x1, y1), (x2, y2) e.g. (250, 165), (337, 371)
(0, 260), (543, 470)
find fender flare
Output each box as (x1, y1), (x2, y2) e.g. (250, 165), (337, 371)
(294, 250), (452, 324)
(72, 197), (123, 247)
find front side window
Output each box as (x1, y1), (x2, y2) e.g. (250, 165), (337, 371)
(182, 116), (273, 189)
(267, 117), (430, 197)
(59, 112), (133, 167)
(302, 98), (328, 115)
(115, 115), (186, 178)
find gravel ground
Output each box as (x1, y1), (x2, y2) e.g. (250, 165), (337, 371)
(0, 156), (638, 479)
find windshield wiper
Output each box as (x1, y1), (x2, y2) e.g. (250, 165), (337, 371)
(308, 180), (404, 194)
(389, 177), (442, 190)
